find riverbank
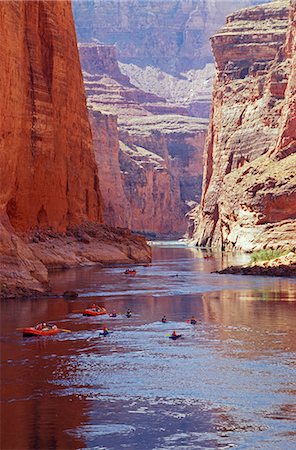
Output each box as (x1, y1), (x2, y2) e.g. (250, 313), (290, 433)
(0, 223), (151, 299)
(217, 251), (296, 277)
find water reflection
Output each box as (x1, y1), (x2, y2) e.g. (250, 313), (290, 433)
(1, 246), (296, 449)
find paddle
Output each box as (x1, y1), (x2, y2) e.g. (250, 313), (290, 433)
(59, 328), (72, 333)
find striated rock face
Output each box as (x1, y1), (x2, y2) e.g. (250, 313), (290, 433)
(0, 1), (151, 298)
(73, 0), (271, 74)
(196, 0), (296, 251)
(73, 0), (272, 119)
(80, 43), (207, 235)
(0, 0), (102, 232)
(90, 111), (130, 228)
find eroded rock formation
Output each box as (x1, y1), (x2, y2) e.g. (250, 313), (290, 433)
(80, 43), (207, 235)
(195, 0), (296, 251)
(0, 1), (151, 298)
(73, 0), (271, 74)
(73, 0), (272, 120)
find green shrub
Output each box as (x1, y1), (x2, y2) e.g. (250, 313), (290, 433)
(251, 248), (292, 263)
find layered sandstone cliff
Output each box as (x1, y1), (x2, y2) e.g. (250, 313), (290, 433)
(80, 43), (207, 235)
(195, 0), (296, 251)
(73, 0), (271, 74)
(0, 1), (150, 298)
(73, 0), (272, 119)
(0, 0), (102, 232)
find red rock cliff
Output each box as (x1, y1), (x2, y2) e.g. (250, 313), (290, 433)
(0, 0), (102, 232)
(0, 1), (151, 298)
(195, 0), (296, 251)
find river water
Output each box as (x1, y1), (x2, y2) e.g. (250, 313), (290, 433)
(1, 244), (296, 450)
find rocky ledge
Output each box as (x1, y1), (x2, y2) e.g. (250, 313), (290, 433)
(0, 222), (151, 300)
(26, 223), (151, 269)
(217, 252), (296, 277)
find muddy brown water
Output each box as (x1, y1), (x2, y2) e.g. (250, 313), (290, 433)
(1, 244), (296, 450)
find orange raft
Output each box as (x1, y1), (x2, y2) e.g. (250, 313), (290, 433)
(22, 327), (60, 337)
(83, 307), (107, 317)
(124, 269), (137, 276)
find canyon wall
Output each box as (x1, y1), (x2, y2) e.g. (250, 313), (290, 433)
(0, 0), (102, 232)
(0, 1), (150, 298)
(80, 43), (207, 235)
(73, 0), (271, 74)
(195, 0), (296, 251)
(73, 0), (272, 117)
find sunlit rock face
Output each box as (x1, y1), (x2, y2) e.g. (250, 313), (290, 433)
(0, 0), (102, 233)
(195, 0), (296, 251)
(0, 0), (102, 296)
(0, 1), (151, 298)
(80, 43), (207, 236)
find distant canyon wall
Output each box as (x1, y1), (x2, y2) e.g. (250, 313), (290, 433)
(195, 0), (296, 251)
(80, 43), (206, 236)
(73, 0), (272, 74)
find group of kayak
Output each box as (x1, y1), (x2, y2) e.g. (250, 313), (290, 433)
(19, 304), (197, 340)
(162, 315), (198, 339)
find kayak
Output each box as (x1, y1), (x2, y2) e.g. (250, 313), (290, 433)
(169, 334), (182, 340)
(22, 327), (60, 337)
(83, 308), (107, 316)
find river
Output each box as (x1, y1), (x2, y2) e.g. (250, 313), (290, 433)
(1, 244), (296, 450)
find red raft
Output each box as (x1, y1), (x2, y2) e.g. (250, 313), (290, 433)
(22, 326), (60, 337)
(124, 269), (136, 276)
(83, 307), (107, 317)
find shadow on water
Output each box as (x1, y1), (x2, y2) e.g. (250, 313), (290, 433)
(1, 245), (296, 449)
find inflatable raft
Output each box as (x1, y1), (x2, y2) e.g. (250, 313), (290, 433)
(83, 307), (107, 316)
(22, 327), (60, 337)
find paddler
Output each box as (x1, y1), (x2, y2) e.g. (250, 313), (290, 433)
(161, 315), (167, 323)
(102, 326), (109, 336)
(190, 316), (197, 325)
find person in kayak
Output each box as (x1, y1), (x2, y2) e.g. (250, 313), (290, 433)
(110, 310), (117, 317)
(102, 326), (109, 336)
(190, 316), (197, 325)
(126, 309), (132, 318)
(161, 316), (167, 323)
(172, 330), (177, 337)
